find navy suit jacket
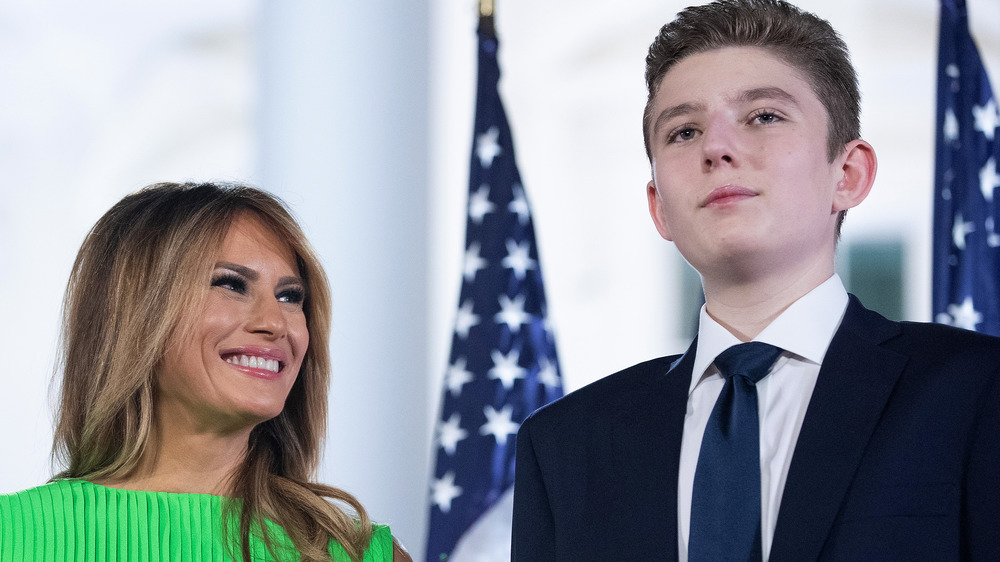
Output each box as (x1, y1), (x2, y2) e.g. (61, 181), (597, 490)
(512, 296), (1000, 561)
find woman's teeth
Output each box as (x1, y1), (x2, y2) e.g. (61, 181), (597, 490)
(226, 355), (280, 373)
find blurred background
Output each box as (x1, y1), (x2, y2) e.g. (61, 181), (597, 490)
(1, 0), (997, 558)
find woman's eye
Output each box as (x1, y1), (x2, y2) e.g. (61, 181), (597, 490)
(278, 287), (305, 305)
(211, 274), (247, 294)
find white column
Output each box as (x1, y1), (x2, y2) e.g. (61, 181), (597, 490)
(257, 1), (431, 553)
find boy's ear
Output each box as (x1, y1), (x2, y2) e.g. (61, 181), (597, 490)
(833, 139), (877, 212)
(647, 180), (673, 241)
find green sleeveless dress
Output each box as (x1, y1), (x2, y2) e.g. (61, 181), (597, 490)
(0, 480), (393, 561)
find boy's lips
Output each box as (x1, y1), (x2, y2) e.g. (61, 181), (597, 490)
(702, 185), (758, 207)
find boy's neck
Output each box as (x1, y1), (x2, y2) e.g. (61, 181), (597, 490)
(701, 261), (835, 342)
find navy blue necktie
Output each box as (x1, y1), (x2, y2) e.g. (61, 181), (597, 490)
(689, 342), (783, 562)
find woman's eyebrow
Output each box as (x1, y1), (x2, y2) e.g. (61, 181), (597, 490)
(276, 276), (305, 287)
(216, 262), (304, 286)
(214, 261), (258, 281)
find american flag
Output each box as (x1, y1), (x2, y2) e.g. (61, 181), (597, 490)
(424, 19), (564, 562)
(933, 0), (1000, 336)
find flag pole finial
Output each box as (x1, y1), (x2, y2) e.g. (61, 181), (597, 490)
(479, 0), (494, 18)
(479, 0), (496, 38)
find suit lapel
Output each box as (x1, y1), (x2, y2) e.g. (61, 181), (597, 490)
(610, 341), (695, 562)
(769, 296), (907, 561)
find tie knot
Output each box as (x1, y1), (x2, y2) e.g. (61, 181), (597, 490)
(713, 342), (782, 384)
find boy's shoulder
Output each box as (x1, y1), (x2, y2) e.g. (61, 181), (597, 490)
(524, 353), (685, 428)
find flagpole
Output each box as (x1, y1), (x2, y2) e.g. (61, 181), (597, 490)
(479, 0), (495, 38)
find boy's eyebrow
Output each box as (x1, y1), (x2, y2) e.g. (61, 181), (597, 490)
(651, 86), (801, 140)
(734, 86), (800, 107)
(652, 101), (706, 138)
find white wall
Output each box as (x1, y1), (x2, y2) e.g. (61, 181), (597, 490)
(0, 0), (259, 495)
(1, 0), (998, 558)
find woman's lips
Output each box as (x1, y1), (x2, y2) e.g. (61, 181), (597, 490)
(220, 347), (287, 380)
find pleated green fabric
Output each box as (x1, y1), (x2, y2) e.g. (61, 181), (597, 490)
(0, 480), (392, 562)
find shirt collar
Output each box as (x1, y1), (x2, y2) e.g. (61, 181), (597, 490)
(691, 274), (849, 393)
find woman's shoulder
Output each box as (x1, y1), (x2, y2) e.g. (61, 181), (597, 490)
(1, 479), (81, 513)
(3, 479), (77, 495)
(2, 478), (224, 514)
(329, 523), (411, 562)
(0, 481), (103, 558)
(1, 479), (231, 560)
(1, 480), (88, 539)
(3, 482), (413, 561)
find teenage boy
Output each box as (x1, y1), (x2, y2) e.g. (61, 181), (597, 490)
(512, 1), (1000, 560)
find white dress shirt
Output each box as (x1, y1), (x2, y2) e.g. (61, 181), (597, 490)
(677, 275), (849, 562)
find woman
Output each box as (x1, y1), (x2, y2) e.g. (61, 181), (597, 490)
(0, 182), (410, 562)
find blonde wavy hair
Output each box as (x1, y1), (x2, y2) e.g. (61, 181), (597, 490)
(52, 182), (372, 561)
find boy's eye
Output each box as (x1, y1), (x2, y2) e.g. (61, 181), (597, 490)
(211, 274), (247, 294)
(750, 110), (782, 125)
(668, 127), (699, 144)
